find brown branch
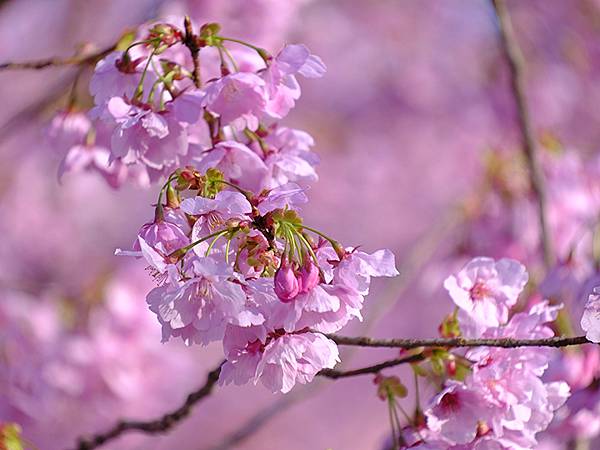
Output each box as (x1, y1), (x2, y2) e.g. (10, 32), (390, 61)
(71, 334), (591, 449)
(0, 44), (116, 71)
(490, 0), (553, 268)
(326, 334), (590, 349)
(318, 353), (426, 379)
(72, 361), (224, 450)
(183, 16), (201, 88)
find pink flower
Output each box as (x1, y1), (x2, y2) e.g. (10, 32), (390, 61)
(180, 190), (252, 221)
(146, 257), (262, 345)
(546, 347), (600, 393)
(581, 287), (600, 343)
(47, 111), (132, 188)
(47, 111), (92, 152)
(332, 248), (400, 296)
(106, 97), (188, 171)
(256, 182), (308, 215)
(263, 44), (326, 119)
(458, 302), (570, 446)
(90, 51), (155, 106)
(276, 247), (399, 333)
(58, 144), (128, 189)
(219, 329), (339, 393)
(262, 126), (319, 188)
(425, 382), (490, 445)
(135, 219), (190, 255)
(273, 44), (327, 79)
(180, 190), (252, 244)
(169, 91), (205, 124)
(195, 141), (269, 192)
(201, 72), (266, 128)
(444, 257), (528, 331)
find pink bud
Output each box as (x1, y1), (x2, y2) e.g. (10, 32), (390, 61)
(274, 258), (300, 302)
(299, 259), (319, 293)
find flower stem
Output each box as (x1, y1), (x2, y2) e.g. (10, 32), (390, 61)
(134, 48), (157, 101)
(205, 230), (230, 256)
(218, 37), (271, 64)
(169, 228), (237, 260)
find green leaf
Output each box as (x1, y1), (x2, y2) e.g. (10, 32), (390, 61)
(200, 22), (221, 37)
(115, 30), (137, 51)
(1, 423), (25, 450)
(377, 376), (408, 400)
(411, 363), (428, 377)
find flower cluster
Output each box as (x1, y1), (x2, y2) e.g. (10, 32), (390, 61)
(119, 168), (398, 393)
(104, 18), (399, 393)
(396, 258), (570, 449)
(48, 18), (324, 190)
(451, 147), (600, 447)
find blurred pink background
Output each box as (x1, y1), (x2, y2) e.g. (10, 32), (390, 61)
(2, 1), (600, 449)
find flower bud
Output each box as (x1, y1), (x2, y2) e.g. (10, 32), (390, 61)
(299, 258), (319, 293)
(446, 358), (457, 377)
(274, 258), (300, 302)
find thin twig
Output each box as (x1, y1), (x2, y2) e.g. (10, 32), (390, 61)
(317, 354), (426, 379)
(0, 44), (116, 71)
(72, 361), (224, 450)
(326, 334), (590, 349)
(490, 0), (553, 268)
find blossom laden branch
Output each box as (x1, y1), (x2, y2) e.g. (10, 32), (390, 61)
(326, 333), (591, 349)
(73, 361), (224, 450)
(490, 0), (554, 268)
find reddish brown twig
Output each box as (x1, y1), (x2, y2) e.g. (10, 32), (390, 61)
(72, 361), (224, 450)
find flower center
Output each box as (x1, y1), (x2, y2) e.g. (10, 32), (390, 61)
(470, 281), (489, 301)
(439, 392), (460, 413)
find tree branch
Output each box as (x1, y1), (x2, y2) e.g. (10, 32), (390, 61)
(71, 333), (592, 449)
(317, 353), (425, 379)
(326, 334), (590, 349)
(0, 45), (116, 71)
(490, 0), (553, 268)
(183, 16), (201, 88)
(72, 361), (224, 450)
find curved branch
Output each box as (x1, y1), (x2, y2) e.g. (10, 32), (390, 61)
(0, 44), (115, 71)
(71, 334), (592, 449)
(326, 334), (590, 349)
(318, 353), (425, 379)
(490, 0), (553, 267)
(72, 361), (224, 450)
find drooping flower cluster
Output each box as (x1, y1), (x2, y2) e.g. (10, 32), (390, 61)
(397, 257), (570, 449)
(118, 167), (398, 393)
(48, 17), (323, 190)
(101, 18), (399, 393)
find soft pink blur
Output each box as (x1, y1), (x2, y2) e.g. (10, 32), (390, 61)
(2, 1), (600, 449)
